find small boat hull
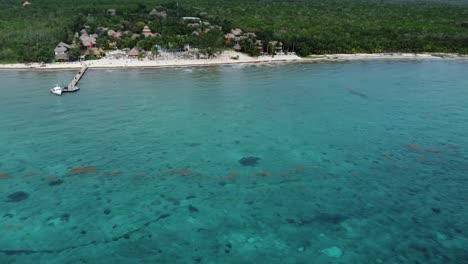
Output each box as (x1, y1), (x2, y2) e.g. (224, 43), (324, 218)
(50, 86), (63, 95)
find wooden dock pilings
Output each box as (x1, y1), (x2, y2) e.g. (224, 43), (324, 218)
(63, 63), (88, 92)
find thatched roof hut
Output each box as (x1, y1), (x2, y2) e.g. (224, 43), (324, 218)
(142, 26), (154, 37)
(80, 35), (96, 48)
(54, 42), (71, 53)
(55, 53), (69, 61)
(127, 47), (141, 58)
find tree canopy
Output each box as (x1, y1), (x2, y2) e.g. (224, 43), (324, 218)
(0, 0), (467, 63)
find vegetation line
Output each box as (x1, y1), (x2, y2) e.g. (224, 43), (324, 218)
(1, 0), (467, 63)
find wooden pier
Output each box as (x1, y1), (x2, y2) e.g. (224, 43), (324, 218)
(62, 63), (88, 93)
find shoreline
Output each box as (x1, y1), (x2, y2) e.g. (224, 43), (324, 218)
(0, 51), (467, 70)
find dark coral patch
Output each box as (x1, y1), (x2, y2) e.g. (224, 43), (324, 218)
(188, 205), (199, 213)
(7, 191), (29, 202)
(49, 179), (64, 186)
(239, 157), (261, 167)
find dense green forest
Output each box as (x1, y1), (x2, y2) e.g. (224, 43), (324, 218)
(0, 0), (467, 63)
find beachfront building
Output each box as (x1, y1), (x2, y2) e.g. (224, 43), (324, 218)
(54, 42), (72, 62)
(127, 47), (141, 59)
(80, 34), (97, 49)
(79, 29), (98, 51)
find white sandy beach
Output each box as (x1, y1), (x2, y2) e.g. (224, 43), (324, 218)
(0, 51), (466, 70)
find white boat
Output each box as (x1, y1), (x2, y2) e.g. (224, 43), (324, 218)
(50, 85), (63, 95)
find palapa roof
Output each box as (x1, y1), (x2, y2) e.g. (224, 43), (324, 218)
(54, 42), (72, 54)
(55, 53), (69, 61)
(54, 46), (68, 54)
(80, 35), (96, 47)
(127, 47), (141, 56)
(142, 26), (153, 37)
(57, 42), (71, 49)
(142, 26), (151, 32)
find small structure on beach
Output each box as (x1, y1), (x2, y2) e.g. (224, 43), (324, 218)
(127, 47), (141, 59)
(54, 42), (72, 62)
(22, 1), (31, 7)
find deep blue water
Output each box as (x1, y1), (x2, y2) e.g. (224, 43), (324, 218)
(1, 60), (468, 263)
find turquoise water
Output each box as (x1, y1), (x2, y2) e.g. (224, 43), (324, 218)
(1, 60), (468, 263)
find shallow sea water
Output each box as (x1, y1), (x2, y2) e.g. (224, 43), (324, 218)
(0, 60), (467, 263)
